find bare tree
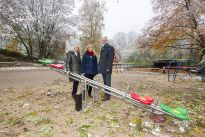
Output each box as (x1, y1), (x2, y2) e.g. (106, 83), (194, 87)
(78, 0), (105, 54)
(112, 31), (137, 60)
(0, 0), (76, 58)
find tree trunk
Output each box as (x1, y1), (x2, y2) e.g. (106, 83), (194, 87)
(17, 35), (31, 57)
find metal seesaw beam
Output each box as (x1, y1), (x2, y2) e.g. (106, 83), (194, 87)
(50, 68), (174, 116)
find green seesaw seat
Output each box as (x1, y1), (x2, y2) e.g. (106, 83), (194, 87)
(160, 103), (189, 120)
(38, 59), (54, 65)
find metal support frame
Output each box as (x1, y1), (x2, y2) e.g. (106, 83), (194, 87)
(168, 60), (180, 82)
(50, 67), (178, 117)
(84, 80), (88, 108)
(167, 59), (204, 82)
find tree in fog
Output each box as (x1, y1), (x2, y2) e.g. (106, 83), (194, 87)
(111, 31), (137, 61)
(78, 0), (105, 54)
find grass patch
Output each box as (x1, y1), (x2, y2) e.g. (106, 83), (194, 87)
(128, 132), (145, 137)
(78, 124), (92, 137)
(39, 124), (53, 137)
(130, 117), (143, 132)
(0, 48), (37, 61)
(0, 111), (9, 117)
(110, 102), (121, 109)
(6, 117), (21, 126)
(25, 111), (53, 125)
(94, 115), (106, 122)
(66, 117), (74, 125)
(83, 107), (93, 114)
(27, 111), (38, 116)
(17, 91), (34, 99)
(108, 118), (119, 128)
(40, 107), (52, 113)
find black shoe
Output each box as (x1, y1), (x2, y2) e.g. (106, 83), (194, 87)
(101, 95), (110, 101)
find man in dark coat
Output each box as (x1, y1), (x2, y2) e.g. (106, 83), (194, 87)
(99, 36), (115, 101)
(66, 46), (81, 97)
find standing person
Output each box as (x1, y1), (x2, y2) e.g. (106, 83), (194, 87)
(99, 36), (115, 101)
(65, 46), (81, 97)
(82, 44), (98, 98)
(198, 55), (205, 82)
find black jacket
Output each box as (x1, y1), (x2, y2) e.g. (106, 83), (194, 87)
(99, 43), (115, 74)
(65, 51), (81, 75)
(82, 51), (98, 75)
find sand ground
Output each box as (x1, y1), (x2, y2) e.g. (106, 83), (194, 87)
(0, 69), (205, 137)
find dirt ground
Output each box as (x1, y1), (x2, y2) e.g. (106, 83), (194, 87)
(0, 69), (205, 137)
(0, 69), (66, 90)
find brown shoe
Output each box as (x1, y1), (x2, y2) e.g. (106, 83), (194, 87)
(88, 94), (93, 98)
(101, 95), (110, 101)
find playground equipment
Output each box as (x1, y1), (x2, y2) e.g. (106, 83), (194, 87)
(167, 59), (194, 82)
(167, 59), (205, 82)
(160, 103), (189, 120)
(49, 65), (189, 121)
(131, 92), (154, 105)
(48, 64), (64, 69)
(38, 59), (54, 65)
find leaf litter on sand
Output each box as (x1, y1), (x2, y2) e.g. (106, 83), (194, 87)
(25, 111), (53, 125)
(39, 124), (53, 137)
(1, 72), (205, 136)
(6, 117), (21, 126)
(78, 124), (92, 137)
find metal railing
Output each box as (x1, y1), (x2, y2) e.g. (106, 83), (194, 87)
(113, 63), (152, 70)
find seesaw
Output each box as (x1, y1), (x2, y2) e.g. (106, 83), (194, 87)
(38, 59), (54, 65)
(48, 64), (189, 121)
(48, 64), (64, 69)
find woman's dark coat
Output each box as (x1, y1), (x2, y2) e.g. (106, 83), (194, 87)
(65, 51), (81, 75)
(81, 51), (98, 76)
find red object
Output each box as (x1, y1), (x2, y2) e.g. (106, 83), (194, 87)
(131, 92), (154, 105)
(87, 51), (94, 56)
(48, 64), (64, 69)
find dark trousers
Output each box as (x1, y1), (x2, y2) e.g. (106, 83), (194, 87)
(72, 80), (79, 96)
(201, 68), (205, 82)
(84, 74), (95, 95)
(102, 73), (111, 97)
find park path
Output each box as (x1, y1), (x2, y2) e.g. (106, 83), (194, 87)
(0, 69), (67, 90)
(0, 67), (166, 90)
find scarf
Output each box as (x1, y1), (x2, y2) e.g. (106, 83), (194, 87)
(87, 51), (94, 56)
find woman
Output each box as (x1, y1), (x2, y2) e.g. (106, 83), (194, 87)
(82, 44), (98, 98)
(66, 46), (81, 97)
